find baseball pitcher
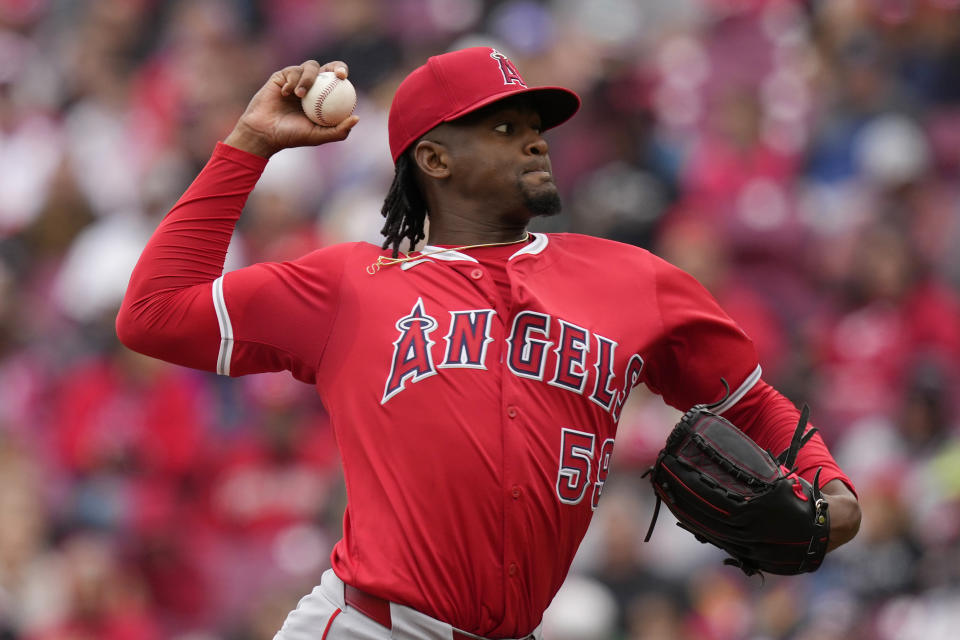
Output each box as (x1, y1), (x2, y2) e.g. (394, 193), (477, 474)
(117, 48), (860, 640)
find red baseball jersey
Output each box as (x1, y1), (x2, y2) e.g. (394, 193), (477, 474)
(117, 144), (852, 638)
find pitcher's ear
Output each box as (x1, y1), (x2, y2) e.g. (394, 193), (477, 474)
(413, 139), (450, 179)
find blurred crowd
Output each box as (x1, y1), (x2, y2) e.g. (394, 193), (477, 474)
(2, 0), (960, 638)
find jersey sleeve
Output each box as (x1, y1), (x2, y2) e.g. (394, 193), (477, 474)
(641, 254), (761, 411)
(116, 142), (351, 384)
(213, 243), (354, 383)
(116, 142), (267, 372)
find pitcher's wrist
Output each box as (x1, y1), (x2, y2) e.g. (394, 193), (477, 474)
(223, 121), (278, 158)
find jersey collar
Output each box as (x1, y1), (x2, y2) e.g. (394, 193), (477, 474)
(401, 232), (549, 270)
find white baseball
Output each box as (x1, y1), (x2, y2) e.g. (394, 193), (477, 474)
(300, 72), (357, 126)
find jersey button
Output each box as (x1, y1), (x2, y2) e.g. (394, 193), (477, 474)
(507, 406), (518, 419)
(511, 486), (521, 499)
(508, 563), (518, 577)
(470, 268), (483, 280)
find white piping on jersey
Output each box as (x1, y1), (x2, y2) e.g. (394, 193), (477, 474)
(400, 258), (433, 271)
(512, 232), (548, 257)
(413, 248), (480, 263)
(711, 364), (762, 415)
(212, 276), (234, 376)
(401, 233), (549, 270)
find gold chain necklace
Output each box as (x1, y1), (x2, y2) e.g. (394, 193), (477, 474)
(367, 232), (531, 275)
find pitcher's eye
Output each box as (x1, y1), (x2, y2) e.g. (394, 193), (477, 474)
(494, 123), (512, 134)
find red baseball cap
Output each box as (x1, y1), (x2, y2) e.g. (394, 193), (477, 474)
(388, 47), (581, 163)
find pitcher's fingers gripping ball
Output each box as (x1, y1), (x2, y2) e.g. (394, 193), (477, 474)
(301, 71), (357, 126)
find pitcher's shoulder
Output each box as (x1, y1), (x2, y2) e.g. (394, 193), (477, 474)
(297, 241), (392, 266)
(544, 233), (657, 262)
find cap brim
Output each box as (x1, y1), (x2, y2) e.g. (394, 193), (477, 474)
(442, 86), (581, 132)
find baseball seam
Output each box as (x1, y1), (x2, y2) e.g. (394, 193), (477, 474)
(314, 78), (355, 126)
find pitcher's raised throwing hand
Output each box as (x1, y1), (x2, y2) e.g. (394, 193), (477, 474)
(224, 60), (359, 158)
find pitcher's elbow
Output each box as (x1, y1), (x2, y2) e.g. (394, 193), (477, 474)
(115, 303), (148, 355)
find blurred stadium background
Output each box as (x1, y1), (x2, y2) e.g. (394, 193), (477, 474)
(2, 0), (960, 638)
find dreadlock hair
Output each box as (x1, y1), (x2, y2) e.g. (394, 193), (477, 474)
(380, 153), (428, 258)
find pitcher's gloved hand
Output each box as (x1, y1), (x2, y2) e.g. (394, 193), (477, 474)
(644, 394), (829, 576)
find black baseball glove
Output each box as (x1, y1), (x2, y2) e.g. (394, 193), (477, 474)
(643, 387), (830, 576)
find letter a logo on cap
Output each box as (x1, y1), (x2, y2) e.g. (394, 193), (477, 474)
(490, 49), (526, 87)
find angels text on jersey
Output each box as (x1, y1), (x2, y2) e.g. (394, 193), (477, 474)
(382, 297), (644, 420)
